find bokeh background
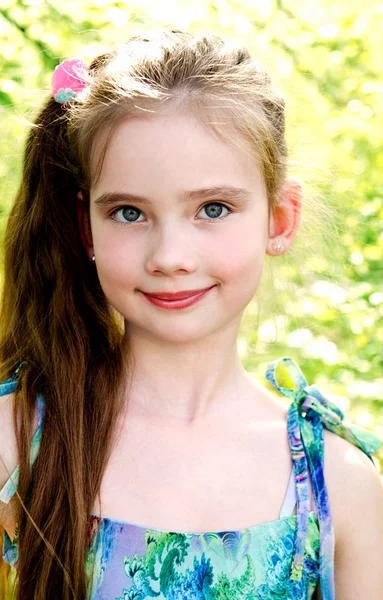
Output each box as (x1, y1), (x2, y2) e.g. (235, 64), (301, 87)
(0, 0), (382, 469)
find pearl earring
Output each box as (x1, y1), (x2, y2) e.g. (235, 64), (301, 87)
(91, 255), (95, 263)
(271, 242), (282, 253)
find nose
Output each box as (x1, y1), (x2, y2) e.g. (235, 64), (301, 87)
(144, 222), (199, 276)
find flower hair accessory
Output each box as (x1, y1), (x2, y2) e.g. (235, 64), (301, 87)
(51, 58), (89, 104)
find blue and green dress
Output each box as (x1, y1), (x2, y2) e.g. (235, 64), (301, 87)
(1, 358), (381, 599)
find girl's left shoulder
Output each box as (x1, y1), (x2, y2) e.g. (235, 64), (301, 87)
(322, 428), (383, 535)
(323, 428), (383, 596)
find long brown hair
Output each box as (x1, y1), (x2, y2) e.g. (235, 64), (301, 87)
(0, 29), (288, 598)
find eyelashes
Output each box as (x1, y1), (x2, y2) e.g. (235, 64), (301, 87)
(108, 202), (234, 225)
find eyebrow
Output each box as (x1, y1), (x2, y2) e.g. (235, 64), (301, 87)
(93, 186), (252, 207)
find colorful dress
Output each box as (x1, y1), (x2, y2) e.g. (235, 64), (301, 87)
(0, 358), (381, 599)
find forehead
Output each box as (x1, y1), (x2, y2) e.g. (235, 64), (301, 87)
(90, 111), (266, 199)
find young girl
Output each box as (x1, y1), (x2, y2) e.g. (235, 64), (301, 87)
(0, 29), (382, 600)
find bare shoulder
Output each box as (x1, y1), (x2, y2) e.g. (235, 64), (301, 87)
(0, 391), (19, 525)
(0, 391), (18, 488)
(322, 428), (383, 595)
(322, 429), (383, 538)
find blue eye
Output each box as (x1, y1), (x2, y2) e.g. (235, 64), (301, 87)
(110, 206), (143, 224)
(199, 202), (232, 220)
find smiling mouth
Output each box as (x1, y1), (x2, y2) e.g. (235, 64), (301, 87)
(142, 286), (216, 301)
(140, 285), (216, 310)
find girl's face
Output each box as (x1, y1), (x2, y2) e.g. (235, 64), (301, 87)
(85, 111), (286, 344)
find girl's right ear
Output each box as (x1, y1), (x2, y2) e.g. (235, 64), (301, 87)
(76, 191), (94, 260)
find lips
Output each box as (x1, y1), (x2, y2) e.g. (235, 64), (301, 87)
(143, 286), (215, 301)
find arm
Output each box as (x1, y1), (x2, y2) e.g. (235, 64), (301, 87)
(324, 431), (383, 598)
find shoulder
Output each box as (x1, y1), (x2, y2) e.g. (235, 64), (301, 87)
(323, 429), (383, 502)
(322, 428), (383, 541)
(0, 391), (18, 489)
(321, 428), (383, 594)
(0, 391), (18, 523)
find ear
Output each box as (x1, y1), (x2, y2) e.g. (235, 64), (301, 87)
(76, 191), (94, 260)
(266, 180), (302, 256)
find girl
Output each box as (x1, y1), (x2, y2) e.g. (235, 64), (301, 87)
(0, 29), (382, 600)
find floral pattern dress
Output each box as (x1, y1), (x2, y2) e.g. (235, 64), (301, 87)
(1, 358), (381, 599)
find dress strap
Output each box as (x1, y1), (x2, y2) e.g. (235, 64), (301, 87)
(0, 362), (25, 397)
(266, 356), (382, 600)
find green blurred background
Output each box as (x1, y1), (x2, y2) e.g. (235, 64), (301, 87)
(0, 0), (382, 468)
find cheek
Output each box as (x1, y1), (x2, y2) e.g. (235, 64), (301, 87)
(97, 258), (139, 299)
(214, 224), (267, 285)
(92, 238), (140, 304)
(220, 251), (265, 302)
(95, 261), (143, 320)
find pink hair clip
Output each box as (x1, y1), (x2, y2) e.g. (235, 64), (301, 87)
(51, 58), (89, 104)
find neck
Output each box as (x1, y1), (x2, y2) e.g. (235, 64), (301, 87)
(121, 323), (257, 426)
